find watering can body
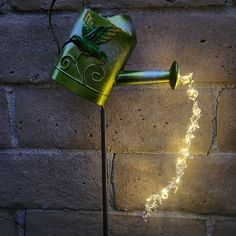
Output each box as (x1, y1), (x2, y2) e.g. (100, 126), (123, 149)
(50, 8), (137, 106)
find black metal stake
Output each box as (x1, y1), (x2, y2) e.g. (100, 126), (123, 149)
(101, 106), (108, 236)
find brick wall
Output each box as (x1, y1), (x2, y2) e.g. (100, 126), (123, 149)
(0, 1), (236, 235)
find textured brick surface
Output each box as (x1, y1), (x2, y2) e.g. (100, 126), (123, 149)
(16, 87), (213, 154)
(0, 14), (74, 83)
(218, 89), (236, 152)
(108, 214), (205, 236)
(0, 0), (9, 11)
(16, 87), (100, 149)
(0, 151), (102, 209)
(1, 11), (236, 83)
(11, 0), (83, 10)
(85, 0), (225, 9)
(26, 210), (205, 236)
(26, 210), (102, 236)
(213, 219), (236, 236)
(1, 1), (236, 234)
(9, 0), (226, 10)
(106, 87), (213, 154)
(126, 10), (236, 83)
(0, 210), (18, 236)
(0, 88), (11, 147)
(114, 154), (236, 214)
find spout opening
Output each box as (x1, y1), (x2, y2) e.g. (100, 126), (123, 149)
(169, 61), (180, 90)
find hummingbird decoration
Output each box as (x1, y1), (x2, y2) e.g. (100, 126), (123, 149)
(63, 11), (122, 64)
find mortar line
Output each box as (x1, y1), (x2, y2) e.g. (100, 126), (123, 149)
(5, 5), (236, 13)
(109, 210), (236, 220)
(205, 218), (216, 236)
(207, 87), (224, 156)
(16, 209), (26, 236)
(0, 208), (24, 230)
(225, 0), (233, 7)
(0, 216), (22, 227)
(0, 148), (102, 155)
(4, 87), (19, 147)
(15, 208), (236, 220)
(0, 147), (235, 158)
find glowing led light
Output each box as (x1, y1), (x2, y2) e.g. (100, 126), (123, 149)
(143, 73), (201, 221)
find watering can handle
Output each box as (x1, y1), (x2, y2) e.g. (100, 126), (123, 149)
(48, 0), (61, 54)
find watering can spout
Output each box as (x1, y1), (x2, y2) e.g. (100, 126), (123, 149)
(116, 61), (180, 90)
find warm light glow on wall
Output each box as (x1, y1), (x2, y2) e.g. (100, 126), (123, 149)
(143, 73), (201, 221)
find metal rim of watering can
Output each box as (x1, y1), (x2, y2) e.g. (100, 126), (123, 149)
(169, 61), (180, 90)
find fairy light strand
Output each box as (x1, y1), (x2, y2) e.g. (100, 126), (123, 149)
(143, 73), (201, 221)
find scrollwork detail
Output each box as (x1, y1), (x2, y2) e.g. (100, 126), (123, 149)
(84, 64), (105, 82)
(60, 55), (75, 70)
(59, 53), (105, 84)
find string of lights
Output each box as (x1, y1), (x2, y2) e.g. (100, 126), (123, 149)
(143, 73), (201, 221)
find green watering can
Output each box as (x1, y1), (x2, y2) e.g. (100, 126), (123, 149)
(49, 3), (180, 106)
